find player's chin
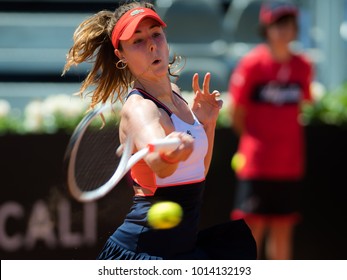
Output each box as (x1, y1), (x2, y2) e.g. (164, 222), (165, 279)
(151, 67), (169, 79)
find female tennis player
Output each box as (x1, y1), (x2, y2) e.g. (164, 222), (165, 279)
(63, 0), (256, 259)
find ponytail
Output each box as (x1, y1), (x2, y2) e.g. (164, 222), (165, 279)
(63, 10), (130, 109)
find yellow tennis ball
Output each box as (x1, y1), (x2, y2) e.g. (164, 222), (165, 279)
(147, 201), (183, 230)
(231, 152), (246, 172)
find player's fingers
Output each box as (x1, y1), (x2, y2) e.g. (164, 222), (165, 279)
(192, 73), (200, 94)
(212, 90), (221, 97)
(116, 144), (124, 156)
(202, 72), (211, 94)
(166, 132), (194, 160)
(178, 135), (194, 161)
(168, 131), (194, 145)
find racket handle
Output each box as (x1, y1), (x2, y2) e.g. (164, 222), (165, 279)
(148, 138), (181, 153)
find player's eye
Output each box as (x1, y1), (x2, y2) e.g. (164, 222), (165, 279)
(133, 38), (143, 44)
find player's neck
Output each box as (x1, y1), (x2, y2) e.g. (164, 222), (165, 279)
(134, 77), (173, 99)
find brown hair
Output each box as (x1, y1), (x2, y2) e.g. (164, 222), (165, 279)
(62, 1), (181, 110)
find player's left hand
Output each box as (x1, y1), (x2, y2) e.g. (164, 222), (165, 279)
(191, 72), (223, 125)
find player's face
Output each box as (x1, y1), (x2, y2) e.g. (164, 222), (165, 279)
(119, 18), (169, 81)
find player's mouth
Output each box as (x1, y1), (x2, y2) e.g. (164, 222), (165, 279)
(152, 59), (161, 65)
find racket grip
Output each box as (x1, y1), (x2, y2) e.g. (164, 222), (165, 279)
(148, 138), (181, 153)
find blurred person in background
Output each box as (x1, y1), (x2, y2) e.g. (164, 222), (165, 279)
(228, 0), (314, 259)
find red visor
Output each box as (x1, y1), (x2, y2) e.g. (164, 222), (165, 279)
(111, 7), (166, 49)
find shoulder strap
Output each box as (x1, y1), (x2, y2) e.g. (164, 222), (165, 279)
(173, 90), (188, 105)
(128, 88), (172, 116)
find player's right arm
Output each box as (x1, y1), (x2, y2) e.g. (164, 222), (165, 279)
(120, 94), (194, 178)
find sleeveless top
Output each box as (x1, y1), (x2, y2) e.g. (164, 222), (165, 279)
(129, 88), (208, 194)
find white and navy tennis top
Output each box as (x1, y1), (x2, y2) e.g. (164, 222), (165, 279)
(128, 88), (208, 194)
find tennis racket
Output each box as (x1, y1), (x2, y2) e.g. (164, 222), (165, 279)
(64, 103), (181, 202)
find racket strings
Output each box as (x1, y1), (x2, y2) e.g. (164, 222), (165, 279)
(74, 123), (121, 192)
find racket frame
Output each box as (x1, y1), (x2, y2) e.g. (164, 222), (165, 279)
(65, 104), (181, 202)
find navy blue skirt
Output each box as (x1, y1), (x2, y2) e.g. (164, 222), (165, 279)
(97, 219), (257, 260)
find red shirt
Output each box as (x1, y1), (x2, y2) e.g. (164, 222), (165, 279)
(229, 44), (313, 180)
